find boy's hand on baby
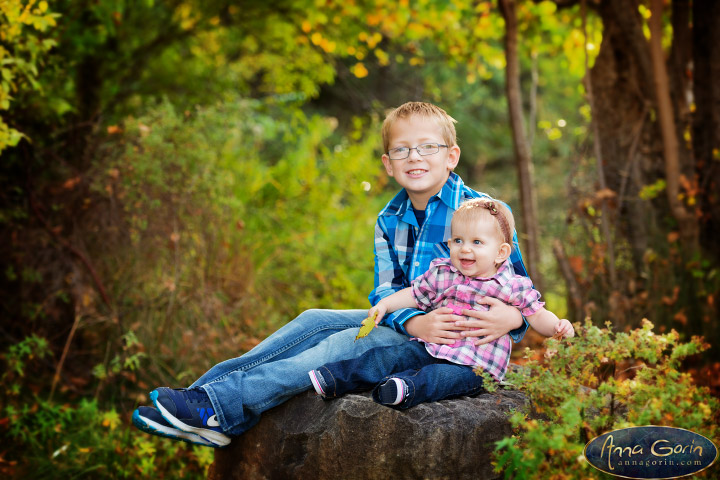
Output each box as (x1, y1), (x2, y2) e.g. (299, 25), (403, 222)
(555, 319), (575, 338)
(458, 297), (520, 346)
(405, 307), (464, 344)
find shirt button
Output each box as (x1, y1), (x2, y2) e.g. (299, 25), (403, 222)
(415, 262), (420, 267)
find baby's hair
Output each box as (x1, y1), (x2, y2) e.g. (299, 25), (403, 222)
(452, 198), (515, 246)
(381, 102), (457, 154)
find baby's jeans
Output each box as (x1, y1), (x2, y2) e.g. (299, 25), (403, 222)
(313, 340), (485, 410)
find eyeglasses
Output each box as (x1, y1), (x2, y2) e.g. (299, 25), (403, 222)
(386, 143), (448, 160)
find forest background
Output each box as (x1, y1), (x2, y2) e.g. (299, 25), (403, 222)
(1, 0), (719, 478)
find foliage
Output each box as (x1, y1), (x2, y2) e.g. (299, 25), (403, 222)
(0, 336), (210, 479)
(494, 319), (719, 479)
(87, 97), (386, 385)
(0, 0), (718, 477)
(0, 0), (59, 152)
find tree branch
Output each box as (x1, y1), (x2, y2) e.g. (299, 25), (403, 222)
(29, 194), (113, 309)
(499, 0), (544, 290)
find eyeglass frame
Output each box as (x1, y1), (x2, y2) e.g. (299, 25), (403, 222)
(385, 142), (449, 161)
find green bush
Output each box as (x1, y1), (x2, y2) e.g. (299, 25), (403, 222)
(5, 398), (213, 479)
(2, 96), (394, 478)
(88, 97), (388, 388)
(2, 335), (212, 479)
(494, 319), (719, 479)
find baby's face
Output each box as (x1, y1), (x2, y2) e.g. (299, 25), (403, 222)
(448, 218), (506, 278)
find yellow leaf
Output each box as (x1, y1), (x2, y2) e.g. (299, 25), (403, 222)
(354, 311), (378, 342)
(351, 62), (368, 78)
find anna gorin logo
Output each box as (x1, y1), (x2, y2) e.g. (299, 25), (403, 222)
(584, 426), (718, 479)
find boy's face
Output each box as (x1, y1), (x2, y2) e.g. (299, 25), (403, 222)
(448, 217), (511, 278)
(381, 116), (460, 210)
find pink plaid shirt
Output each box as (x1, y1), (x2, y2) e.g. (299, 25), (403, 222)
(411, 258), (544, 380)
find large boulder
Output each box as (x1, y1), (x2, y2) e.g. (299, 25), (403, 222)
(208, 388), (529, 480)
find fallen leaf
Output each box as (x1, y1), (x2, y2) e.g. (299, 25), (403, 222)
(354, 311), (378, 342)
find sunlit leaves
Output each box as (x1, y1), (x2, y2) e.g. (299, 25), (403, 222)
(494, 319), (718, 478)
(0, 0), (59, 152)
(100, 409), (120, 431)
(351, 62), (369, 79)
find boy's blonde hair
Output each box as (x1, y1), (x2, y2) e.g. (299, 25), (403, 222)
(381, 102), (457, 154)
(452, 198), (515, 247)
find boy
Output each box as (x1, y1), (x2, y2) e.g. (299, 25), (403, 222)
(133, 102), (529, 447)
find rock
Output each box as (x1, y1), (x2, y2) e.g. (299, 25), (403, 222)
(208, 389), (529, 480)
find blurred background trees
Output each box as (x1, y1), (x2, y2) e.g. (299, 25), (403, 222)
(1, 0), (718, 477)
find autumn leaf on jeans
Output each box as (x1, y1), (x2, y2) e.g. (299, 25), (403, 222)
(354, 311), (378, 342)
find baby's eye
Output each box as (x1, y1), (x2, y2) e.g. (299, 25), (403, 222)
(473, 240), (482, 245)
(452, 238), (462, 244)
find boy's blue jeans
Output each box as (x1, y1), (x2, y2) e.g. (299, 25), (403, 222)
(189, 309), (408, 436)
(313, 340), (485, 410)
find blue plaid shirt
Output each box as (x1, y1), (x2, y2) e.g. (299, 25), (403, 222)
(369, 172), (530, 342)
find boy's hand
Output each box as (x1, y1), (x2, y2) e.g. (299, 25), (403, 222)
(458, 297), (523, 346)
(555, 319), (575, 338)
(404, 307), (464, 344)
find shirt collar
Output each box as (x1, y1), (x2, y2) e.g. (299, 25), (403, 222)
(441, 258), (514, 285)
(378, 171), (465, 218)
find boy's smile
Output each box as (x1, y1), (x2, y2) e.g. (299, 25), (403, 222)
(382, 116), (460, 210)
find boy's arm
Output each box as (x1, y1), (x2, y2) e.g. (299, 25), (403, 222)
(368, 220), (424, 335)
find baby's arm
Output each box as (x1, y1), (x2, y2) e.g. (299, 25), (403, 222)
(526, 307), (575, 338)
(370, 287), (417, 325)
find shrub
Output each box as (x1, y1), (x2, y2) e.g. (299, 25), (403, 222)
(1, 335), (212, 479)
(494, 319), (719, 479)
(87, 97), (388, 389)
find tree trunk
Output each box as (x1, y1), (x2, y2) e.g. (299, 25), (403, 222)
(692, 0), (720, 258)
(498, 0), (543, 290)
(588, 0), (654, 274)
(649, 0), (698, 250)
(581, 0), (617, 290)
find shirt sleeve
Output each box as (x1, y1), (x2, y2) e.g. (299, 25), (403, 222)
(506, 276), (545, 317)
(367, 218), (422, 335)
(410, 264), (440, 312)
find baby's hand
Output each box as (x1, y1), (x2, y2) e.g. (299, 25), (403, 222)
(555, 319), (575, 338)
(369, 304), (387, 326)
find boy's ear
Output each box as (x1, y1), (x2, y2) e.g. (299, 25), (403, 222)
(446, 145), (460, 170)
(495, 243), (512, 264)
(381, 154), (395, 177)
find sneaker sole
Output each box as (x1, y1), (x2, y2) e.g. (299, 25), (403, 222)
(150, 390), (232, 447)
(132, 409), (218, 447)
(308, 370), (326, 397)
(378, 378), (406, 406)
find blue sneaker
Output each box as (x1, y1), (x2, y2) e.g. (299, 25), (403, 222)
(132, 406), (218, 447)
(150, 387), (231, 447)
